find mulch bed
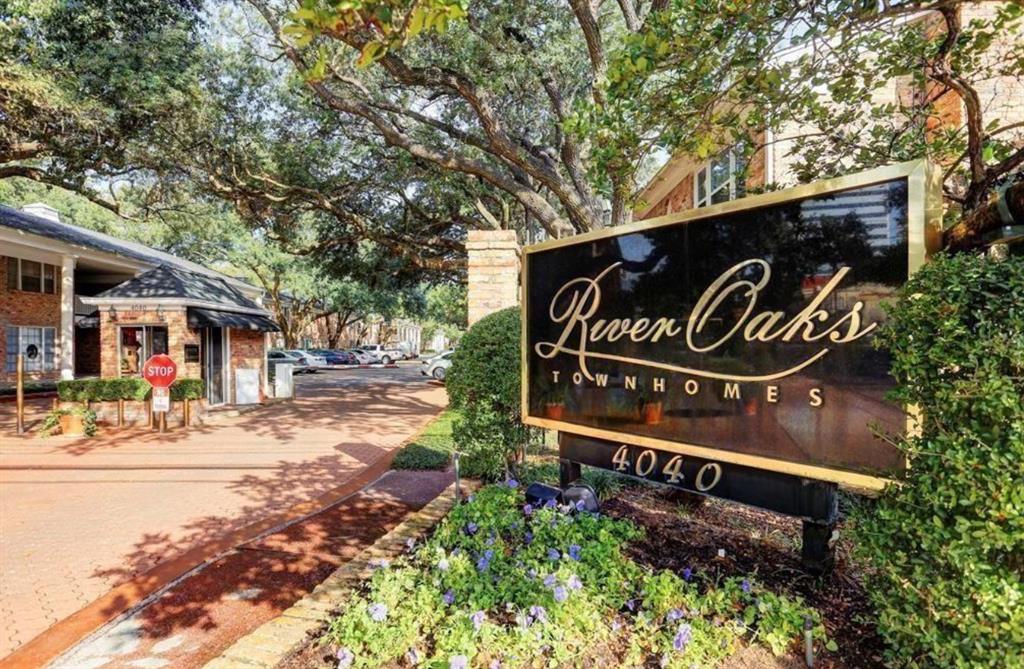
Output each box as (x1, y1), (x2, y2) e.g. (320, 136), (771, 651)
(601, 485), (887, 669)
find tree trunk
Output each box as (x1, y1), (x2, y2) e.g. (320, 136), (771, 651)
(943, 181), (1024, 253)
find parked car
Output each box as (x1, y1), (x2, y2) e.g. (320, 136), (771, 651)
(347, 349), (376, 365)
(360, 344), (405, 365)
(421, 350), (454, 381)
(286, 349), (327, 370)
(311, 349), (355, 365)
(267, 350), (310, 377)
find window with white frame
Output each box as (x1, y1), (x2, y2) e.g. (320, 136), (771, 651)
(694, 143), (747, 208)
(5, 326), (56, 372)
(5, 257), (57, 294)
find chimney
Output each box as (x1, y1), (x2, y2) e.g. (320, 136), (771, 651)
(22, 202), (61, 222)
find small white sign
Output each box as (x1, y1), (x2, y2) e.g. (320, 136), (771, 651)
(153, 387), (170, 412)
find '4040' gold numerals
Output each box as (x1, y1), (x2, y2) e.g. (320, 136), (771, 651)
(612, 445), (722, 492)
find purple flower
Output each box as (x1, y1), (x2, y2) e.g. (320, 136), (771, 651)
(544, 498), (558, 509)
(507, 479), (519, 489)
(611, 619), (622, 632)
(625, 599), (637, 611)
(529, 605), (548, 623)
(523, 504), (533, 517)
(470, 610), (486, 631)
(450, 656), (468, 669)
(566, 574), (582, 591)
(673, 623), (692, 651)
(547, 548), (561, 561)
(554, 586), (568, 603)
(486, 534), (495, 546)
(465, 522), (478, 536)
(741, 579), (752, 594)
(682, 567), (693, 582)
(443, 589), (455, 606)
(666, 608), (684, 622)
(528, 568), (537, 579)
(336, 647), (354, 669)
(437, 558), (450, 571)
(543, 574), (557, 588)
(524, 531), (533, 544)
(406, 648), (420, 665)
(477, 556), (490, 572)
(367, 602), (387, 622)
(568, 544), (582, 561)
(575, 500), (586, 511)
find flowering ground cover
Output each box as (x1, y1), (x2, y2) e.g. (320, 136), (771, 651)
(321, 482), (833, 668)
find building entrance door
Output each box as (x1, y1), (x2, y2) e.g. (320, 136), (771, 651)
(205, 326), (226, 405)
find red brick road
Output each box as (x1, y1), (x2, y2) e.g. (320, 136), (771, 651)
(0, 367), (446, 662)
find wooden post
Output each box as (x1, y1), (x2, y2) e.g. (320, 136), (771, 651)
(118, 399), (125, 427)
(15, 354), (24, 435)
(147, 398), (153, 428)
(159, 411), (167, 433)
(183, 399), (190, 427)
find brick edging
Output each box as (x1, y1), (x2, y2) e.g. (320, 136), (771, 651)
(204, 479), (475, 669)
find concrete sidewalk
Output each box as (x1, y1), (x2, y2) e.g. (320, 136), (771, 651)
(0, 370), (446, 663)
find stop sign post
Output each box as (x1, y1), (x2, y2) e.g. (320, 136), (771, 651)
(143, 354), (177, 416)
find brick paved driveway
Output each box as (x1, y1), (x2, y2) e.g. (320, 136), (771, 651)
(0, 366), (446, 660)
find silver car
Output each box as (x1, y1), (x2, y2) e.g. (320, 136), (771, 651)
(286, 349), (327, 371)
(421, 350), (454, 381)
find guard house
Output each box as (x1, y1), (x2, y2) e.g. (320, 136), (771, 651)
(1, 203), (279, 406)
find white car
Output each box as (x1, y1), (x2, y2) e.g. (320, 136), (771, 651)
(360, 344), (404, 365)
(421, 350), (454, 381)
(287, 349), (327, 370)
(347, 349), (376, 365)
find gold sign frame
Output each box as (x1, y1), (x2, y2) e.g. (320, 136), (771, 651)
(520, 160), (943, 493)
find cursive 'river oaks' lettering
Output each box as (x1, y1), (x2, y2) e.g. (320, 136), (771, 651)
(534, 259), (876, 381)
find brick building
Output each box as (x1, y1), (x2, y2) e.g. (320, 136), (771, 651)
(635, 4), (1023, 223)
(1, 203), (279, 406)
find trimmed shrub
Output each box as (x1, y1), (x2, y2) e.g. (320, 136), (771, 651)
(445, 307), (529, 481)
(853, 254), (1024, 668)
(170, 378), (204, 401)
(56, 377), (205, 402)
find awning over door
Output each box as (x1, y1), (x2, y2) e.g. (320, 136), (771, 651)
(187, 307), (280, 332)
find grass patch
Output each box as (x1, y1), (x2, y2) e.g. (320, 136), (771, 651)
(392, 409), (458, 470)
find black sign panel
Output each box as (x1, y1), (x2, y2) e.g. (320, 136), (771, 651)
(560, 434), (837, 522)
(523, 164), (937, 490)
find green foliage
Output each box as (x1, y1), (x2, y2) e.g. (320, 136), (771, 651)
(853, 254), (1024, 668)
(393, 409), (458, 471)
(39, 405), (98, 437)
(57, 378), (151, 402)
(446, 307), (527, 481)
(55, 377), (204, 402)
(169, 378), (204, 401)
(325, 483), (829, 667)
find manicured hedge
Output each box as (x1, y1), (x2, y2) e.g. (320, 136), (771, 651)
(56, 377), (205, 402)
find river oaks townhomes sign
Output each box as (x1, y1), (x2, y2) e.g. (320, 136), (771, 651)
(522, 161), (942, 494)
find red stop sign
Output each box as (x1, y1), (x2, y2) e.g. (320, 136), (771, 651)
(142, 354), (178, 388)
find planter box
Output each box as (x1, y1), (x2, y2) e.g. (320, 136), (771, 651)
(59, 399), (211, 428)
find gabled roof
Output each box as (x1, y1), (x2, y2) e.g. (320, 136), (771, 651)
(89, 264), (267, 314)
(0, 204), (257, 294)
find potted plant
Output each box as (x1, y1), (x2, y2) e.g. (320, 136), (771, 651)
(637, 388), (664, 424)
(39, 406), (98, 437)
(542, 384), (568, 420)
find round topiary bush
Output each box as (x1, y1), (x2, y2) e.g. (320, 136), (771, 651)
(853, 253), (1024, 668)
(446, 306), (529, 480)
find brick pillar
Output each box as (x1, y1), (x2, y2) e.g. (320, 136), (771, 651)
(466, 229), (520, 326)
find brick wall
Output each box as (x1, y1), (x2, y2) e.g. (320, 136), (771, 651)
(229, 328), (265, 403)
(0, 256), (63, 385)
(98, 308), (202, 379)
(466, 229), (520, 325)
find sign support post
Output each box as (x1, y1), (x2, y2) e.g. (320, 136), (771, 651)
(15, 354), (24, 435)
(142, 354), (178, 432)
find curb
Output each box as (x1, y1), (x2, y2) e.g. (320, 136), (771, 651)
(203, 479), (475, 669)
